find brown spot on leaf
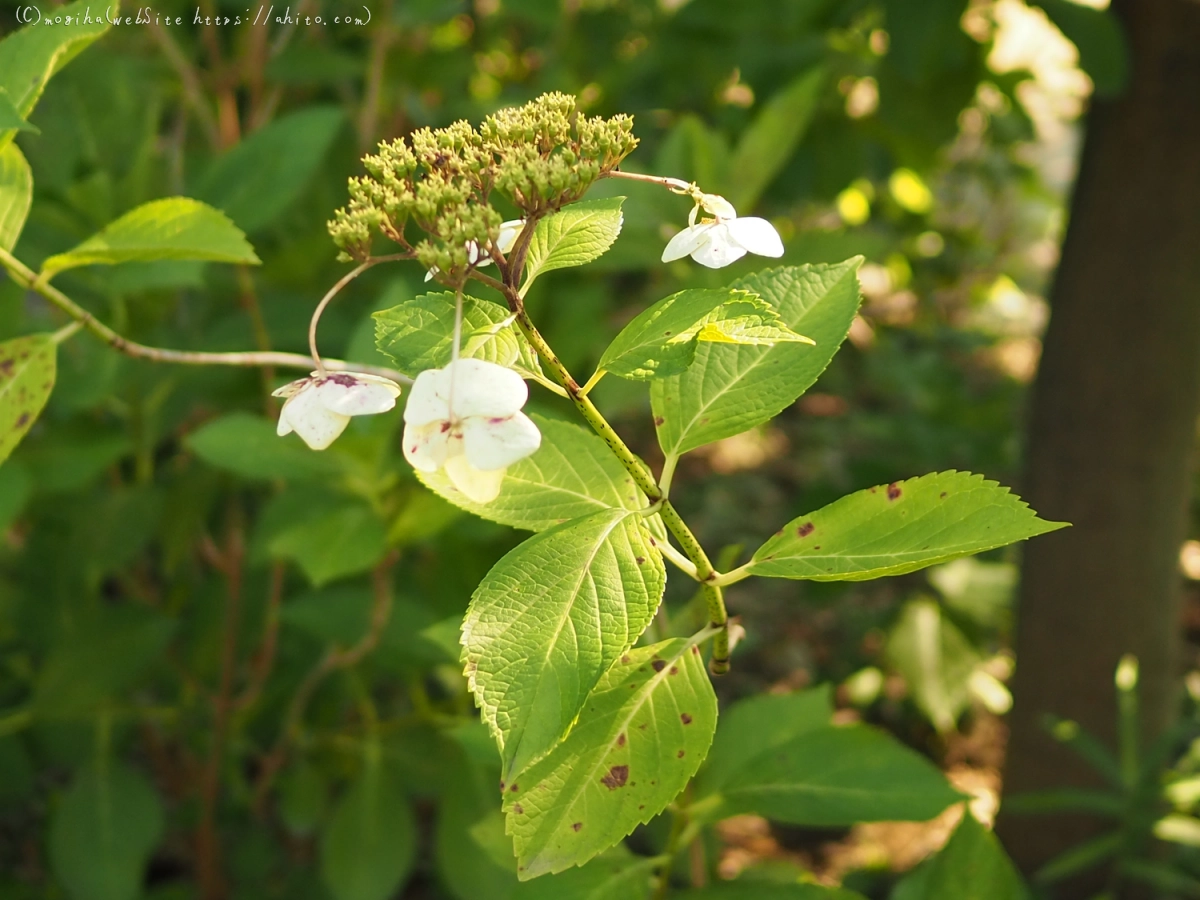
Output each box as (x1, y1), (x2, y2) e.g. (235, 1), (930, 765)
(869, 486), (877, 493)
(940, 492), (948, 499)
(600, 765), (629, 789)
(651, 660), (666, 672)
(677, 750), (686, 758)
(654, 416), (665, 426)
(16, 413), (28, 428)
(572, 822), (582, 832)
(887, 483), (902, 500)
(617, 733), (626, 746)
(636, 556), (645, 565)
(621, 655), (631, 664)
(814, 545), (821, 550)
(797, 522), (815, 537)
(513, 803), (524, 814)
(510, 784), (519, 792)
(638, 723), (647, 730)
(681, 713), (692, 724)
(691, 646), (700, 655)
(669, 666), (678, 675)
(499, 781), (505, 792)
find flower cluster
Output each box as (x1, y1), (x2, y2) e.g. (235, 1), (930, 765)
(328, 92), (638, 283)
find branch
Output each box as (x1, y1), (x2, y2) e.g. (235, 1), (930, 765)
(0, 247), (412, 385)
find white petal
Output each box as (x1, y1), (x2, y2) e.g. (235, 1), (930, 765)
(662, 224), (715, 263)
(276, 413), (294, 436)
(443, 358), (528, 420)
(313, 373), (401, 417)
(278, 387), (351, 450)
(444, 453), (505, 503)
(496, 219), (525, 254)
(700, 193), (737, 220)
(402, 421), (450, 472)
(404, 367), (454, 425)
(689, 224), (748, 268)
(725, 216), (785, 258)
(271, 375), (313, 399)
(461, 411), (541, 471)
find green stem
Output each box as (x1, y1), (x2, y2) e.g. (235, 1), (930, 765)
(511, 307), (731, 673)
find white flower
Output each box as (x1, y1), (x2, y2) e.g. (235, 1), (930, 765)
(425, 219), (525, 282)
(661, 193), (784, 269)
(402, 358), (541, 504)
(274, 371), (402, 450)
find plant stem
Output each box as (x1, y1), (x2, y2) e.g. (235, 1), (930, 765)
(0, 247), (411, 384)
(658, 539), (699, 580)
(604, 169), (696, 195)
(509, 303), (731, 673)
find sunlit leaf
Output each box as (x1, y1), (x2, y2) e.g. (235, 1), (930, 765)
(652, 261), (862, 456)
(748, 471), (1066, 581)
(0, 141), (32, 251)
(41, 197), (260, 276)
(503, 639), (717, 879)
(465, 507), (665, 779)
(920, 811), (1028, 899)
(522, 197), (624, 287)
(0, 333), (55, 466)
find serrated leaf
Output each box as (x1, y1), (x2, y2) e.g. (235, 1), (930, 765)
(599, 289), (809, 381)
(695, 687), (832, 797)
(319, 754), (416, 900)
(748, 471), (1066, 582)
(0, 0), (111, 151)
(709, 724), (961, 825)
(886, 598), (981, 733)
(728, 67), (824, 210)
(522, 198), (624, 287)
(41, 197), (260, 276)
(49, 762), (164, 900)
(0, 142), (33, 251)
(375, 292), (542, 379)
(416, 414), (654, 532)
(921, 811), (1028, 899)
(465, 507), (665, 779)
(185, 412), (345, 481)
(196, 106), (344, 233)
(0, 333), (55, 466)
(503, 639), (717, 879)
(651, 261), (863, 457)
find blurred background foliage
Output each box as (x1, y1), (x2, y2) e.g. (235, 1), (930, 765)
(0, 0), (1171, 897)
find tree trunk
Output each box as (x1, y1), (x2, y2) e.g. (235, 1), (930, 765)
(1001, 0), (1200, 886)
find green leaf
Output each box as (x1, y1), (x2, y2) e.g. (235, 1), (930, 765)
(196, 107), (344, 234)
(268, 503), (389, 587)
(886, 598), (981, 733)
(319, 753), (416, 900)
(186, 412), (346, 481)
(598, 289), (811, 381)
(48, 763), (164, 900)
(695, 687), (832, 797)
(465, 507), (666, 779)
(416, 414), (654, 532)
(512, 850), (656, 900)
(708, 724), (961, 825)
(32, 605), (175, 719)
(651, 261), (863, 457)
(921, 811), (1029, 899)
(0, 0), (111, 150)
(748, 471), (1067, 582)
(0, 141), (32, 252)
(503, 638), (717, 879)
(0, 90), (38, 134)
(0, 333), (55, 466)
(522, 197), (624, 288)
(375, 292), (543, 379)
(279, 760), (329, 838)
(674, 885), (868, 900)
(1035, 0), (1128, 97)
(41, 197), (260, 276)
(728, 67), (824, 210)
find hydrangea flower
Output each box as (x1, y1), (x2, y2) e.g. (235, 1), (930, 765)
(425, 219), (525, 282)
(402, 358), (541, 503)
(661, 193), (784, 269)
(274, 371), (402, 450)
